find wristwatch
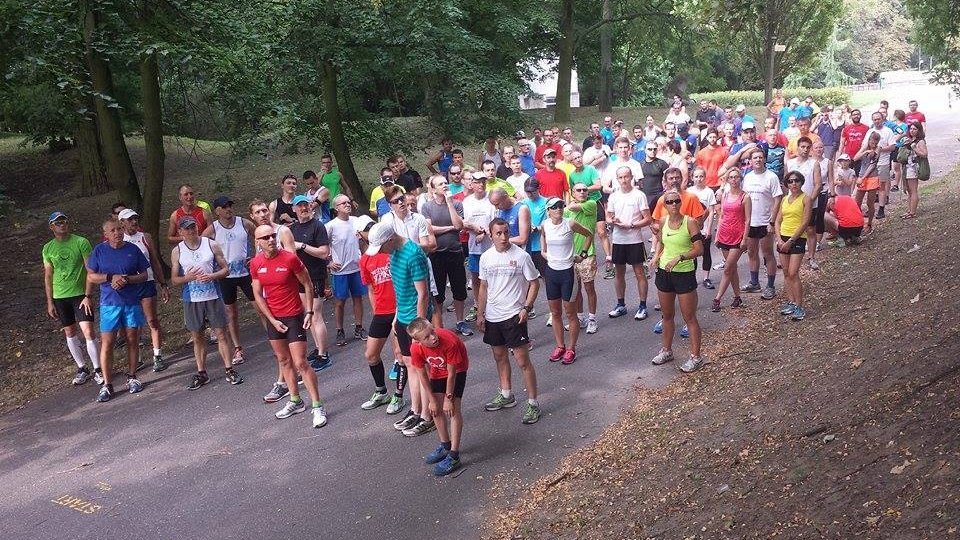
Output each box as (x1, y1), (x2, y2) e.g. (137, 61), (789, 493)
(521, 304), (533, 312)
(445, 393), (454, 400)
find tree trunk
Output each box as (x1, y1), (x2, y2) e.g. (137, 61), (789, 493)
(598, 0), (613, 112)
(74, 111), (108, 196)
(140, 51), (165, 248)
(763, 3), (775, 104)
(82, 2), (142, 209)
(321, 59), (367, 209)
(553, 0), (575, 123)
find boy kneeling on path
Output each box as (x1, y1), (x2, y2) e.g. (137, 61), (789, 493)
(407, 317), (468, 476)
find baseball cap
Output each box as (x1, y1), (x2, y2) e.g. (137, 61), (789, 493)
(742, 121), (756, 130)
(380, 175), (395, 185)
(177, 216), (198, 229)
(523, 178), (540, 193)
(542, 148), (557, 157)
(837, 153), (852, 161)
(735, 104), (746, 112)
(353, 214), (374, 233)
(48, 211), (67, 224)
(365, 222), (396, 256)
(471, 171), (487, 181)
(790, 97), (801, 105)
(515, 130), (526, 139)
(292, 195), (311, 206)
(546, 197), (564, 210)
(118, 208), (139, 220)
(212, 196), (233, 209)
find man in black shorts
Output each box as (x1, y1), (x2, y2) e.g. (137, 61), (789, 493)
(42, 212), (102, 386)
(289, 195), (332, 371)
(476, 219), (543, 424)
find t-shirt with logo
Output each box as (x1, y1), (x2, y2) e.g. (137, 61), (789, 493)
(478, 244), (540, 323)
(410, 327), (469, 380)
(249, 249), (307, 317)
(742, 169), (784, 227)
(359, 253), (396, 315)
(841, 123), (869, 158)
(42, 234), (93, 299)
(87, 241), (150, 306)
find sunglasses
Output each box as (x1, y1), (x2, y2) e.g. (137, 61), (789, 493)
(390, 197), (405, 205)
(663, 199), (681, 205)
(549, 204), (565, 210)
(52, 219), (68, 226)
(257, 233), (277, 241)
(786, 178), (803, 185)
(574, 188), (588, 192)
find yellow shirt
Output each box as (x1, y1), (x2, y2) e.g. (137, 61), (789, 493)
(787, 132), (821, 157)
(486, 178), (516, 197)
(557, 161), (575, 179)
(368, 185), (406, 213)
(780, 193), (807, 238)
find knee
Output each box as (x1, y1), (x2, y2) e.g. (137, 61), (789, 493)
(148, 318), (161, 330)
(277, 356), (293, 369)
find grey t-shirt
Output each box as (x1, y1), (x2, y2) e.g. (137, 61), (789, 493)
(419, 198), (464, 252)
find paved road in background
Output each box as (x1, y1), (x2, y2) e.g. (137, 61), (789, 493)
(2, 106), (957, 540)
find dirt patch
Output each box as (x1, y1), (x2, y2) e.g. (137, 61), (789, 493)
(485, 172), (960, 538)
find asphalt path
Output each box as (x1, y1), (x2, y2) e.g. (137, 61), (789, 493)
(2, 104), (958, 540)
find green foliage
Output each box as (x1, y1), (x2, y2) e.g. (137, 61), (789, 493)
(690, 87), (851, 106)
(905, 0), (960, 94)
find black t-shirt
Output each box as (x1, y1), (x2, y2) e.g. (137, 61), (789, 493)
(496, 164), (513, 181)
(640, 158), (669, 196)
(274, 197), (296, 224)
(581, 136), (595, 151)
(288, 219), (329, 279)
(397, 169), (423, 192)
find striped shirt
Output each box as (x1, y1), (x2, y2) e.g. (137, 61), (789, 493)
(390, 239), (433, 324)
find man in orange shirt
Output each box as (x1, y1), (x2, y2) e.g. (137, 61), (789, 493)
(694, 128), (728, 189)
(651, 168), (706, 223)
(787, 117), (821, 158)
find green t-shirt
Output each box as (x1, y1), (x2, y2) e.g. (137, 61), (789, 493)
(568, 165), (601, 202)
(565, 200), (597, 256)
(322, 170), (343, 198)
(42, 234), (93, 299)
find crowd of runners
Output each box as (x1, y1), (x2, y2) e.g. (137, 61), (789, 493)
(41, 94), (931, 476)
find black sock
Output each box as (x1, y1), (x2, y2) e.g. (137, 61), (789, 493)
(370, 361), (386, 388)
(617, 297), (625, 306)
(449, 450), (460, 460)
(198, 370), (207, 375)
(441, 441), (452, 450)
(396, 363), (408, 393)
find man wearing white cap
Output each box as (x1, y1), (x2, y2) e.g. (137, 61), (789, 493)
(119, 208), (169, 372)
(778, 98), (801, 133)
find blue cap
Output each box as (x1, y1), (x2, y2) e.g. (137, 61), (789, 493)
(48, 211), (67, 223)
(292, 195), (311, 206)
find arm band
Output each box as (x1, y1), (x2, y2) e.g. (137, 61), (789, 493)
(690, 233), (705, 243)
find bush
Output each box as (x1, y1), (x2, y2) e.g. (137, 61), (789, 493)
(689, 87), (851, 107)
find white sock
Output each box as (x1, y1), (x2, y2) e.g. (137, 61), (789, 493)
(86, 339), (101, 369)
(66, 335), (85, 368)
(528, 398), (539, 407)
(153, 348), (161, 357)
(501, 388), (512, 399)
(589, 313), (596, 320)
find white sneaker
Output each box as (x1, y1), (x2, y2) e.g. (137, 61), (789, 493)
(93, 370), (105, 385)
(360, 391), (391, 410)
(72, 367), (90, 385)
(275, 399), (306, 419)
(651, 348), (674, 365)
(312, 406), (328, 428)
(546, 313), (553, 327)
(386, 395), (406, 415)
(586, 319), (598, 334)
(712, 262), (726, 270)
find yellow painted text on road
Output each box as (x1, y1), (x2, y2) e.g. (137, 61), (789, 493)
(51, 495), (101, 514)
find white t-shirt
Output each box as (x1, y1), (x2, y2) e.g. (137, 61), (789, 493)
(686, 185), (717, 234)
(601, 156), (644, 193)
(507, 173), (530, 199)
(864, 126), (896, 167)
(742, 169), (784, 227)
(478, 244), (540, 323)
(583, 145), (612, 174)
(787, 156), (819, 208)
(665, 111), (691, 128)
(606, 187), (649, 244)
(462, 194), (496, 255)
(380, 211), (429, 244)
(324, 216), (361, 275)
(542, 218), (576, 270)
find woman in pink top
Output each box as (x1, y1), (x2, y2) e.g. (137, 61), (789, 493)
(711, 168), (752, 311)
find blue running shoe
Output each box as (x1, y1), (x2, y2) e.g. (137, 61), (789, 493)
(653, 319), (663, 334)
(680, 325), (689, 338)
(388, 361), (399, 381)
(425, 445), (450, 465)
(434, 454), (461, 476)
(608, 304), (627, 318)
(634, 305), (648, 320)
(309, 353), (332, 373)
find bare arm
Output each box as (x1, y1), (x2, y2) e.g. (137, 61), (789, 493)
(426, 151), (441, 174)
(414, 279), (430, 319)
(142, 233), (167, 287)
(278, 227), (296, 252)
(510, 206), (530, 247)
(166, 211), (181, 245)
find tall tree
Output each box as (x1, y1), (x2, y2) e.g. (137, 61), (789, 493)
(904, 0), (960, 94)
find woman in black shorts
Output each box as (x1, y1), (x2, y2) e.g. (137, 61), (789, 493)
(775, 171), (812, 321)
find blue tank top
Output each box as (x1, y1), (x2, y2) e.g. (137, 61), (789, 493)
(438, 151), (453, 174)
(498, 204), (522, 245)
(521, 196), (547, 252)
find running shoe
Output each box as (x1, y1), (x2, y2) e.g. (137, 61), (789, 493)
(545, 313), (553, 327)
(603, 265), (615, 280)
(386, 395), (406, 415)
(634, 305), (648, 321)
(653, 303), (661, 312)
(393, 410), (420, 431)
(354, 325), (368, 341)
(731, 297), (744, 308)
(187, 372), (210, 390)
(651, 348), (674, 365)
(388, 361), (400, 381)
(808, 259), (820, 270)
(761, 286), (776, 300)
(549, 346), (565, 362)
(564, 315), (588, 331)
(679, 325), (689, 338)
(711, 299), (722, 312)
(72, 367), (90, 386)
(96, 384), (113, 403)
(484, 392), (517, 411)
(653, 319), (663, 334)
(275, 399), (306, 419)
(465, 306), (478, 322)
(307, 348), (320, 364)
(679, 355), (704, 373)
(93, 369), (104, 386)
(712, 262), (726, 270)
(312, 405), (328, 428)
(207, 330), (218, 344)
(425, 444), (450, 465)
(403, 419), (436, 437)
(703, 278), (715, 289)
(225, 369), (243, 385)
(521, 403), (541, 424)
(586, 319), (598, 334)
(779, 301), (797, 315)
(876, 207), (886, 219)
(434, 454), (461, 476)
(335, 329), (347, 346)
(608, 303), (627, 318)
(262, 382), (289, 403)
(231, 348), (244, 365)
(445, 302), (455, 312)
(361, 391), (391, 410)
(828, 239), (846, 248)
(741, 283), (761, 293)
(561, 349), (576, 365)
(309, 352), (332, 372)
(153, 354), (167, 372)
(127, 377), (143, 394)
(791, 306), (807, 321)
(455, 321), (474, 336)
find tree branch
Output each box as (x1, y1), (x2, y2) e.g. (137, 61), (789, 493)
(576, 10), (673, 45)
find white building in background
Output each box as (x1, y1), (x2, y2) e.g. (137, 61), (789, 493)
(519, 60), (579, 110)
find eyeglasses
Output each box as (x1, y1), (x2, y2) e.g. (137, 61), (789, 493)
(390, 197), (405, 205)
(257, 233), (277, 241)
(52, 219), (68, 226)
(574, 188), (588, 192)
(645, 147), (657, 152)
(663, 199), (681, 205)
